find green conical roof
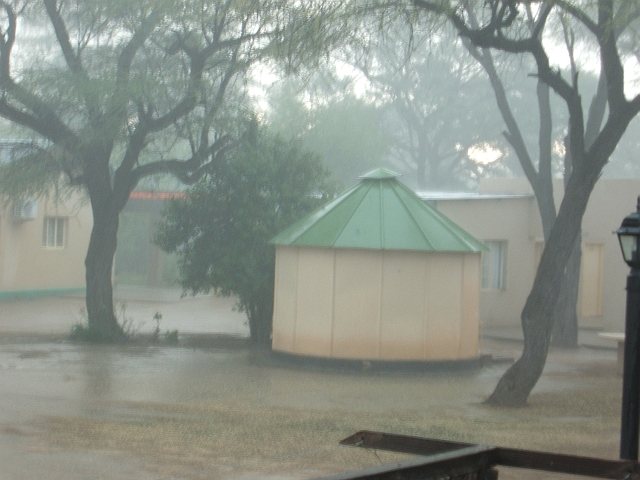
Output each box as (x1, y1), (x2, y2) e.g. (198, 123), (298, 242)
(270, 168), (487, 252)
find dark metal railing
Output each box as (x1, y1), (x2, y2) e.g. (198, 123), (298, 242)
(315, 431), (640, 480)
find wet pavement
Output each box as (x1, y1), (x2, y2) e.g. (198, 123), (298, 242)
(0, 288), (250, 479)
(0, 286), (249, 338)
(0, 288), (623, 479)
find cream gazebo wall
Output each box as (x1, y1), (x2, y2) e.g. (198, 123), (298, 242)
(272, 245), (480, 361)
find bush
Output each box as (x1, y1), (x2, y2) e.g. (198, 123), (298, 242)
(155, 126), (337, 344)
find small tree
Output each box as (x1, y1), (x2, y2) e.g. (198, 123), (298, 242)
(155, 125), (337, 343)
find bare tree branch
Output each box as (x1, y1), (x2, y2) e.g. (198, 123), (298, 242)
(0, 1), (16, 81)
(553, 0), (599, 35)
(130, 134), (234, 186)
(598, 0), (627, 113)
(43, 0), (83, 74)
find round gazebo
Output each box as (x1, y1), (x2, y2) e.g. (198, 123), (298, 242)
(269, 168), (487, 362)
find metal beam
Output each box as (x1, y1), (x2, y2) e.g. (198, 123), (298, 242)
(334, 431), (640, 479)
(315, 444), (496, 480)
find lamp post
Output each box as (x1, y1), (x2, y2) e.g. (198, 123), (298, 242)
(617, 196), (640, 461)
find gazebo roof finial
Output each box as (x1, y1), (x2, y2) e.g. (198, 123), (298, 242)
(359, 167), (402, 180)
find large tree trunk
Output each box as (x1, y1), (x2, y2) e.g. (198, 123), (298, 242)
(248, 300), (273, 345)
(550, 135), (582, 348)
(83, 151), (127, 342)
(468, 41), (582, 347)
(85, 205), (125, 341)
(551, 235), (581, 347)
(486, 168), (598, 406)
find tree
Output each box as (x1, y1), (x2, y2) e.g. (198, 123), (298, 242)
(304, 96), (391, 185)
(155, 125), (337, 343)
(456, 6), (584, 347)
(350, 19), (511, 190)
(414, 0), (640, 406)
(268, 79), (392, 187)
(0, 0), (344, 341)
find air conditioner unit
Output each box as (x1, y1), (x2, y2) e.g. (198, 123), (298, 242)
(12, 199), (38, 221)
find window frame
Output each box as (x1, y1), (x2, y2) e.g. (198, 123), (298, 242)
(481, 240), (507, 291)
(42, 216), (66, 249)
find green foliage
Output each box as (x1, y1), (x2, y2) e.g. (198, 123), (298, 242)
(0, 142), (76, 203)
(70, 322), (110, 343)
(150, 311), (178, 345)
(70, 304), (136, 343)
(152, 311), (162, 343)
(164, 329), (179, 345)
(155, 126), (337, 343)
(0, 0), (356, 338)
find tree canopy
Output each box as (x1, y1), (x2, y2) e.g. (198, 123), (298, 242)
(347, 18), (511, 190)
(0, 0), (347, 340)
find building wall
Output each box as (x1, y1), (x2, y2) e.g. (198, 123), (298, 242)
(436, 196), (539, 328)
(581, 179), (638, 332)
(436, 178), (640, 332)
(114, 193), (182, 287)
(0, 193), (91, 294)
(272, 245), (480, 361)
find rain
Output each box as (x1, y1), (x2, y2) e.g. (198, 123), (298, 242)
(1, 1), (640, 479)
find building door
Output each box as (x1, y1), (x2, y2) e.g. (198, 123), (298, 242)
(579, 243), (604, 328)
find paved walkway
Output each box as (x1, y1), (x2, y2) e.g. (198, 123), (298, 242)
(483, 325), (617, 350)
(0, 286), (249, 338)
(0, 287), (616, 351)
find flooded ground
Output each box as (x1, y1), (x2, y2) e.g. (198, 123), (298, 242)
(0, 289), (623, 479)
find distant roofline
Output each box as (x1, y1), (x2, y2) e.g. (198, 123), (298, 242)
(417, 191), (535, 201)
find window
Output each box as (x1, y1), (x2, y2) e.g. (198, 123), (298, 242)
(482, 240), (507, 290)
(42, 217), (66, 248)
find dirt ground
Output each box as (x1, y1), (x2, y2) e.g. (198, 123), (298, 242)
(0, 290), (624, 479)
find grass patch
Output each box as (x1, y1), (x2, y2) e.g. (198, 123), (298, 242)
(70, 307), (179, 345)
(36, 384), (621, 479)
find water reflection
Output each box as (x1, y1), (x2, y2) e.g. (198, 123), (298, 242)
(81, 346), (114, 415)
